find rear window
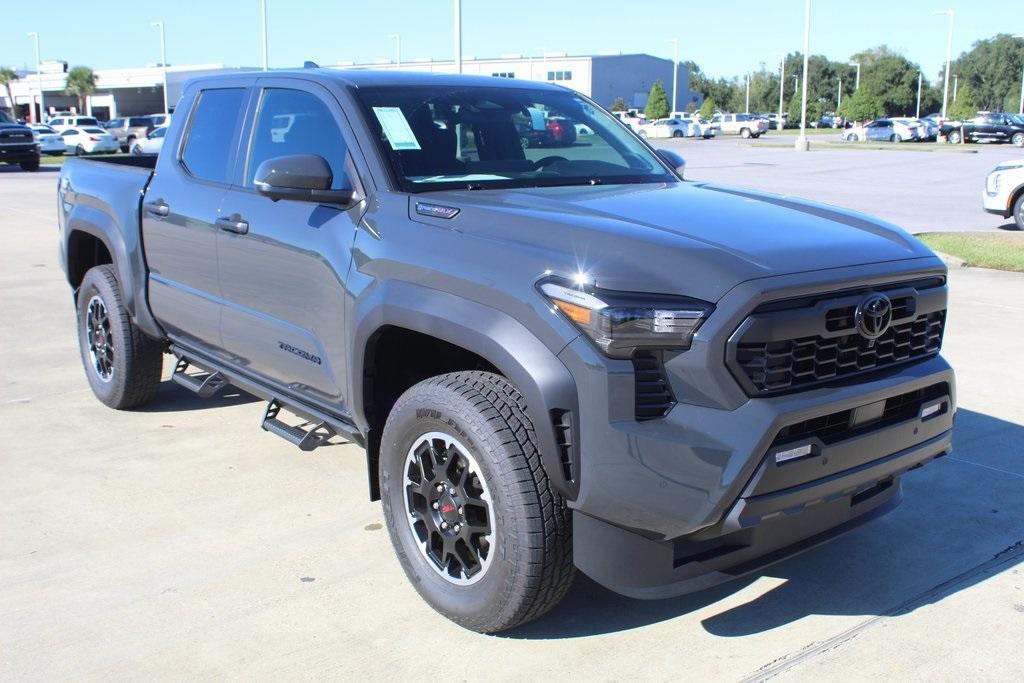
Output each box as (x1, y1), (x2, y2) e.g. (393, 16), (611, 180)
(83, 128), (106, 134)
(129, 117), (152, 127)
(76, 117), (99, 126)
(181, 88), (246, 184)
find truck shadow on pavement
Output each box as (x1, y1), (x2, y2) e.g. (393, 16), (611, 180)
(504, 408), (1024, 640)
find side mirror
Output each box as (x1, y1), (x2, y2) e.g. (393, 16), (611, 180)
(656, 149), (686, 178)
(254, 154), (358, 206)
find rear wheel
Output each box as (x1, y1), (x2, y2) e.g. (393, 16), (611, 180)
(76, 265), (164, 409)
(740, 128), (751, 138)
(1014, 193), (1024, 231)
(75, 144), (86, 156)
(948, 130), (962, 144)
(672, 130), (683, 138)
(20, 158), (40, 172)
(638, 130), (648, 138)
(380, 371), (574, 633)
(891, 134), (902, 143)
(130, 144), (144, 156)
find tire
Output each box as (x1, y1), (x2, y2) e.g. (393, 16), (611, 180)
(740, 128), (751, 138)
(380, 371), (574, 633)
(1014, 192), (1024, 231)
(20, 158), (40, 172)
(75, 144), (86, 156)
(891, 134), (902, 143)
(672, 130), (683, 138)
(638, 130), (647, 138)
(948, 130), (962, 144)
(76, 265), (164, 409)
(1012, 132), (1024, 147)
(130, 144), (143, 156)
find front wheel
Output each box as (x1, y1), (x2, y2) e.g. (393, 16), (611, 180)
(1012, 132), (1024, 147)
(948, 131), (962, 144)
(672, 130), (683, 138)
(740, 128), (751, 138)
(891, 134), (902, 143)
(1014, 192), (1024, 231)
(75, 144), (86, 156)
(637, 130), (648, 138)
(380, 371), (574, 633)
(130, 144), (144, 156)
(76, 265), (164, 409)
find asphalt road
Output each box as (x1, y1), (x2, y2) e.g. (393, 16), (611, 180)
(2, 165), (1023, 680)
(652, 132), (1024, 234)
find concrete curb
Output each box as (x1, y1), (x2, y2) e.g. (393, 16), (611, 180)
(933, 250), (967, 269)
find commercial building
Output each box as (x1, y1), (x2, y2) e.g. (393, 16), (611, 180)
(0, 52), (700, 122)
(331, 52), (702, 111)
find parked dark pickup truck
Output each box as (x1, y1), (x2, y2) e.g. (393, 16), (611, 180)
(58, 70), (955, 633)
(0, 109), (40, 171)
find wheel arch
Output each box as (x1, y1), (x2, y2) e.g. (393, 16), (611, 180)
(352, 281), (580, 502)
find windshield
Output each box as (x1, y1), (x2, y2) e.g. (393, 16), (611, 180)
(0, 110), (14, 124)
(354, 85), (675, 192)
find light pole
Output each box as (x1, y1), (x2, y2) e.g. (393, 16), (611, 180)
(935, 9), (954, 119)
(837, 77), (842, 113)
(260, 0), (269, 70)
(778, 55), (785, 130)
(796, 0), (811, 151)
(152, 21), (168, 114)
(793, 74), (799, 95)
(849, 61), (860, 90)
(1016, 35), (1024, 114)
(665, 38), (678, 114)
(953, 74), (959, 101)
(745, 73), (750, 113)
(921, 70), (929, 117)
(453, 0), (462, 74)
(27, 32), (43, 122)
(388, 33), (401, 68)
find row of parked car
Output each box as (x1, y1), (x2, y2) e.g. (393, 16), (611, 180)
(841, 112), (1024, 146)
(614, 111), (775, 140)
(26, 113), (171, 156)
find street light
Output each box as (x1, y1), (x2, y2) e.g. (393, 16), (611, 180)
(388, 33), (401, 68)
(260, 0), (269, 70)
(778, 55), (786, 131)
(745, 73), (750, 113)
(453, 0), (462, 74)
(953, 74), (959, 101)
(916, 71), (922, 118)
(796, 0), (811, 151)
(151, 21), (168, 114)
(849, 61), (860, 90)
(665, 38), (679, 114)
(1016, 34), (1024, 114)
(837, 77), (842, 112)
(27, 32), (43, 123)
(935, 9), (954, 119)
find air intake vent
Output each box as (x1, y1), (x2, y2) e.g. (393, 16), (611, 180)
(550, 409), (575, 482)
(633, 352), (675, 421)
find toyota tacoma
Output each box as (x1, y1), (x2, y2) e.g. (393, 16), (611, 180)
(57, 70), (955, 633)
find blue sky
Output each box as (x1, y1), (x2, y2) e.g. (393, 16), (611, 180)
(0, 1), (1012, 81)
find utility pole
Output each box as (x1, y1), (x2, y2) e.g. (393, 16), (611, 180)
(935, 9), (954, 119)
(665, 38), (678, 114)
(778, 55), (785, 131)
(27, 32), (43, 123)
(260, 0), (269, 70)
(916, 71), (922, 118)
(796, 0), (811, 151)
(453, 0), (462, 74)
(389, 33), (401, 68)
(152, 21), (168, 114)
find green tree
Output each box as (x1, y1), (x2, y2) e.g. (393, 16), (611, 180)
(838, 88), (885, 123)
(610, 97), (627, 112)
(786, 94), (823, 127)
(0, 67), (18, 115)
(644, 79), (670, 120)
(699, 97), (717, 119)
(850, 46), (923, 116)
(947, 34), (1024, 111)
(64, 66), (97, 114)
(948, 82), (976, 121)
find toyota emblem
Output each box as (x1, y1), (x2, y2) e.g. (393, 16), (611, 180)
(854, 293), (893, 340)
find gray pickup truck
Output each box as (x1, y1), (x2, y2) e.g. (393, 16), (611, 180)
(57, 69), (955, 633)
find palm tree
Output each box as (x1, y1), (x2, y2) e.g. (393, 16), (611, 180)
(0, 67), (19, 116)
(64, 66), (97, 114)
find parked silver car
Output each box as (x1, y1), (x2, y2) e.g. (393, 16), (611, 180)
(105, 117), (156, 152)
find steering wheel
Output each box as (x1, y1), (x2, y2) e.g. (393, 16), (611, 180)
(533, 155), (569, 170)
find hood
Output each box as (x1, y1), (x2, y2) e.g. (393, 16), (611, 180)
(417, 182), (934, 302)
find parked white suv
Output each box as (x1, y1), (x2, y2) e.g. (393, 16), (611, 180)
(710, 113), (768, 138)
(983, 159), (1024, 229)
(46, 115), (102, 132)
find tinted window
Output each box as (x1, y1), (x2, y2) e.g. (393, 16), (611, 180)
(109, 119), (123, 128)
(150, 127), (167, 139)
(76, 117), (99, 126)
(246, 88), (349, 190)
(50, 118), (64, 126)
(129, 117), (151, 127)
(60, 130), (77, 136)
(83, 127), (106, 134)
(181, 88), (246, 184)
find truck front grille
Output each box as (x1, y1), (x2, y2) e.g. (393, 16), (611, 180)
(729, 278), (947, 396)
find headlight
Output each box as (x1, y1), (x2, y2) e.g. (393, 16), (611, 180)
(539, 277), (713, 359)
(987, 172), (1001, 196)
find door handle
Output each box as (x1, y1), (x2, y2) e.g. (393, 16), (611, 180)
(216, 215), (249, 235)
(144, 199), (169, 217)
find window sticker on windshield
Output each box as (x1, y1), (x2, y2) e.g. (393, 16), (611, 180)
(372, 107), (422, 151)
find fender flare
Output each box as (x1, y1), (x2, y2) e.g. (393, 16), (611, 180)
(351, 280), (581, 500)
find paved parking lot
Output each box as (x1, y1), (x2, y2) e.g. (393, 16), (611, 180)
(2, 159), (1023, 680)
(654, 132), (1024, 234)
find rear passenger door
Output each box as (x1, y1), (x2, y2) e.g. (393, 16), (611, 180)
(216, 79), (364, 411)
(142, 83), (251, 356)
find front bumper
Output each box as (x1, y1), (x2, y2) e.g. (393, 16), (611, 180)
(982, 189), (1011, 218)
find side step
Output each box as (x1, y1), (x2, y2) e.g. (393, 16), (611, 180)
(170, 357), (227, 398)
(261, 399), (336, 452)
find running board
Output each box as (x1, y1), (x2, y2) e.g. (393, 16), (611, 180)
(170, 357), (227, 398)
(261, 399), (335, 451)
